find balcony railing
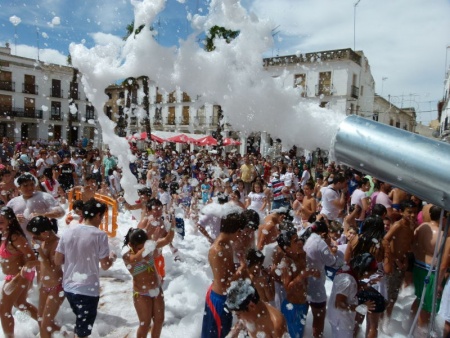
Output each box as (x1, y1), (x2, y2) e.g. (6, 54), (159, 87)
(68, 113), (78, 122)
(86, 112), (95, 121)
(0, 106), (43, 118)
(315, 84), (334, 97)
(351, 85), (359, 99)
(0, 81), (15, 92)
(69, 91), (79, 100)
(50, 114), (62, 121)
(22, 84), (38, 95)
(50, 89), (64, 98)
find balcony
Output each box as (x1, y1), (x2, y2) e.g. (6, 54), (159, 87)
(22, 84), (38, 95)
(264, 48), (362, 67)
(69, 91), (79, 100)
(0, 106), (43, 118)
(351, 85), (359, 99)
(86, 112), (95, 121)
(315, 84), (334, 97)
(49, 89), (64, 98)
(0, 81), (15, 92)
(68, 113), (79, 122)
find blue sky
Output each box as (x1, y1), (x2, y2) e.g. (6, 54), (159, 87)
(1, 0), (449, 124)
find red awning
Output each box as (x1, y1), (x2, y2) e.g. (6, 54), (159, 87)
(166, 133), (196, 144)
(195, 135), (218, 146)
(222, 137), (241, 146)
(127, 132), (165, 143)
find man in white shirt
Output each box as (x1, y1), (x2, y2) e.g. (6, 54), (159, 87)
(320, 174), (347, 222)
(55, 199), (116, 338)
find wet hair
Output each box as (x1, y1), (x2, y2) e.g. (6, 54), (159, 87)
(328, 220), (343, 235)
(82, 198), (107, 220)
(217, 193), (229, 205)
(73, 200), (84, 211)
(350, 253), (378, 276)
(246, 249), (265, 268)
(85, 174), (95, 182)
(311, 220), (329, 234)
(316, 173), (324, 180)
(15, 173), (38, 187)
(0, 207), (26, 250)
(400, 200), (416, 212)
(225, 280), (260, 312)
(146, 198), (163, 211)
(124, 228), (148, 247)
(220, 212), (246, 234)
(430, 205), (442, 222)
(277, 227), (298, 252)
(304, 181), (315, 190)
(233, 189), (241, 199)
(357, 177), (370, 188)
(42, 168), (55, 183)
(158, 182), (168, 191)
(371, 204), (387, 218)
(353, 216), (385, 257)
(138, 187), (153, 197)
(26, 216), (58, 235)
(242, 209), (260, 231)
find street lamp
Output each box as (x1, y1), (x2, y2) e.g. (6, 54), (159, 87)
(353, 0), (362, 51)
(381, 77), (388, 96)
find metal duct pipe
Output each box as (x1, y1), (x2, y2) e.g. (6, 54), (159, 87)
(330, 115), (450, 210)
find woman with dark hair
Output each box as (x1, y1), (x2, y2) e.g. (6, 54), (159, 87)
(27, 216), (64, 338)
(41, 167), (63, 200)
(123, 228), (167, 338)
(344, 215), (387, 338)
(0, 207), (38, 336)
(303, 220), (343, 338)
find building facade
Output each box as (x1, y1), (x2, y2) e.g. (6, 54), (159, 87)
(0, 44), (98, 144)
(373, 95), (416, 132)
(438, 67), (450, 141)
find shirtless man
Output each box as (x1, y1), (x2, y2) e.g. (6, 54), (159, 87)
(301, 181), (317, 223)
(411, 205), (443, 330)
(382, 200), (417, 324)
(277, 228), (320, 338)
(121, 187), (153, 219)
(257, 208), (287, 251)
(70, 174), (97, 202)
(201, 212), (246, 338)
(389, 187), (409, 211)
(226, 280), (288, 338)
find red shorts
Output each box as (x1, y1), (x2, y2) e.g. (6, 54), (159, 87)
(155, 255), (165, 279)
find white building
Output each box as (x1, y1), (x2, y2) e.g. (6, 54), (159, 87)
(373, 95), (416, 132)
(0, 43), (98, 144)
(263, 48), (376, 118)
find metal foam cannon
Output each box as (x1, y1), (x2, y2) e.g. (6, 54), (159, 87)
(330, 114), (450, 210)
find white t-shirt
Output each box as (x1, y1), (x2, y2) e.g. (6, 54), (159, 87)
(327, 273), (358, 332)
(350, 188), (366, 208)
(320, 186), (341, 221)
(301, 170), (311, 188)
(375, 191), (392, 210)
(7, 191), (62, 236)
(56, 224), (110, 297)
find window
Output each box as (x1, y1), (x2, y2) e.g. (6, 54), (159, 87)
(168, 107), (175, 125)
(23, 75), (36, 94)
(156, 88), (163, 103)
(318, 71), (332, 96)
(373, 113), (379, 121)
(70, 82), (79, 100)
(0, 71), (13, 91)
(360, 85), (364, 97)
(389, 119), (394, 126)
(51, 79), (62, 98)
(168, 92), (176, 103)
(294, 74), (307, 97)
(396, 121), (401, 128)
(119, 91), (125, 99)
(182, 106), (190, 124)
(24, 97), (35, 117)
(51, 101), (61, 120)
(182, 92), (191, 102)
(105, 106), (112, 120)
(107, 92), (112, 100)
(349, 103), (354, 115)
(0, 95), (12, 114)
(86, 105), (95, 120)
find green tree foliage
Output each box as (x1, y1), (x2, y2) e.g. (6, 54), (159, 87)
(204, 25), (240, 51)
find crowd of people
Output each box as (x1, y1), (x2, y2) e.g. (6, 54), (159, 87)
(0, 136), (449, 338)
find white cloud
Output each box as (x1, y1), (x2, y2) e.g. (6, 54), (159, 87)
(89, 32), (124, 47)
(11, 44), (68, 66)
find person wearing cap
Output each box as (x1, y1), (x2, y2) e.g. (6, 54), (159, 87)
(225, 280), (287, 338)
(7, 173), (65, 237)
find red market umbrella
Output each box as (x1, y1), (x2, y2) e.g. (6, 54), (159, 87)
(166, 133), (196, 144)
(222, 137), (241, 146)
(195, 135), (217, 146)
(127, 132), (165, 143)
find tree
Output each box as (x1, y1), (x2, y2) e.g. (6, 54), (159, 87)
(204, 26), (239, 156)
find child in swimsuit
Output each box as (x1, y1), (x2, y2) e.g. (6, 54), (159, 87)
(123, 227), (172, 338)
(27, 216), (64, 338)
(0, 207), (38, 337)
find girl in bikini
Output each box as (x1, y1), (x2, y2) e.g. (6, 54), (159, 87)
(123, 228), (166, 338)
(26, 216), (64, 338)
(0, 206), (38, 336)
